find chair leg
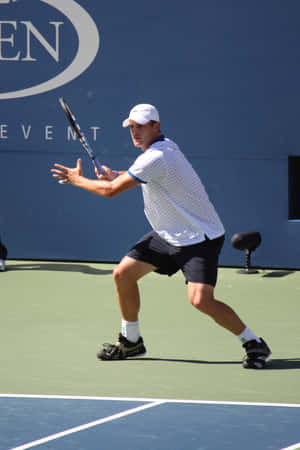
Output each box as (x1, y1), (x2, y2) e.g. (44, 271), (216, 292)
(238, 250), (259, 274)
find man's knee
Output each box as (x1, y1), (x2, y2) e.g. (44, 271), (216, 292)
(113, 257), (154, 285)
(113, 262), (129, 283)
(188, 283), (215, 314)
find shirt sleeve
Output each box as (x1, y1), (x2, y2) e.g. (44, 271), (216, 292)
(128, 149), (167, 184)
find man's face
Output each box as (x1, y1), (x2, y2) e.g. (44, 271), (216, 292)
(129, 120), (160, 151)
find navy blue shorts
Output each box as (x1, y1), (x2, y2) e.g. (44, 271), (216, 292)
(127, 231), (225, 287)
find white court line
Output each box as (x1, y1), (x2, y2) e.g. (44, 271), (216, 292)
(9, 400), (165, 450)
(280, 443), (300, 450)
(1, 393), (300, 408)
(2, 394), (299, 449)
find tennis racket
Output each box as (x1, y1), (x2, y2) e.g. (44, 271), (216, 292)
(59, 97), (105, 174)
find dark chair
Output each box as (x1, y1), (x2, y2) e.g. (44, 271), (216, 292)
(231, 231), (261, 274)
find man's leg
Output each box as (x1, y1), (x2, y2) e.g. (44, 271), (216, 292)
(97, 256), (156, 360)
(187, 282), (271, 368)
(187, 282), (245, 335)
(113, 256), (156, 321)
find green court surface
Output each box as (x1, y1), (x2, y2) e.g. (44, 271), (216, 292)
(1, 261), (299, 404)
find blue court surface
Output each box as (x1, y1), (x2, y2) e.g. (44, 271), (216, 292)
(0, 395), (299, 450)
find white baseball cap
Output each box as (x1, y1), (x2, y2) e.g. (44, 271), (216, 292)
(122, 104), (160, 127)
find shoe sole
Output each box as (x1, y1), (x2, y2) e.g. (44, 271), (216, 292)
(98, 349), (147, 361)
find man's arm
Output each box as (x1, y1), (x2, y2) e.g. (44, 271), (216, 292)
(51, 158), (140, 198)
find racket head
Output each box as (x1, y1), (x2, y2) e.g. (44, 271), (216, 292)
(59, 97), (82, 140)
(58, 97), (105, 175)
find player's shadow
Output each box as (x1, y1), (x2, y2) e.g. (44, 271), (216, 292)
(133, 357), (241, 365)
(264, 358), (300, 370)
(7, 262), (112, 275)
(134, 357), (300, 369)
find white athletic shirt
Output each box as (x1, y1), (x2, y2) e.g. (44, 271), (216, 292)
(128, 136), (225, 246)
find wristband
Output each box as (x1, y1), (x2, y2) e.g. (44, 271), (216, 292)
(115, 170), (119, 178)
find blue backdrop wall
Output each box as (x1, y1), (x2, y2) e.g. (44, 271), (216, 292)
(0, 0), (299, 268)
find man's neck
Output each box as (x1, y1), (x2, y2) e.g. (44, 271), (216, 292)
(142, 134), (165, 152)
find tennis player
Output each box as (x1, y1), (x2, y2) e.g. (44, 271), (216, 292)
(52, 103), (271, 369)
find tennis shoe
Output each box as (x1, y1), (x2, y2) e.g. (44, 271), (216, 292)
(97, 333), (147, 360)
(242, 338), (271, 369)
(0, 259), (6, 272)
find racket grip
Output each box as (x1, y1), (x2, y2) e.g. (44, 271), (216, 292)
(94, 158), (105, 175)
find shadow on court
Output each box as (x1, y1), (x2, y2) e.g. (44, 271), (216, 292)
(266, 358), (300, 370)
(262, 270), (295, 278)
(130, 357), (300, 370)
(6, 262), (112, 276)
(130, 357), (241, 365)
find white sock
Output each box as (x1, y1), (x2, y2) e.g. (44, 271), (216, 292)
(238, 327), (261, 344)
(121, 319), (140, 343)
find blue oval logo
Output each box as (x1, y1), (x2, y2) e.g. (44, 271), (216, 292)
(0, 0), (100, 99)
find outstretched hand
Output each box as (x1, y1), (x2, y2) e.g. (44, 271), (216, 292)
(51, 158), (83, 185)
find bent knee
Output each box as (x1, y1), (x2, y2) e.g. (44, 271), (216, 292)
(113, 256), (156, 284)
(188, 283), (215, 314)
(190, 296), (214, 314)
(113, 264), (129, 282)
(113, 257), (153, 284)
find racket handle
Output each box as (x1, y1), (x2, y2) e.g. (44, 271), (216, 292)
(93, 158), (105, 175)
